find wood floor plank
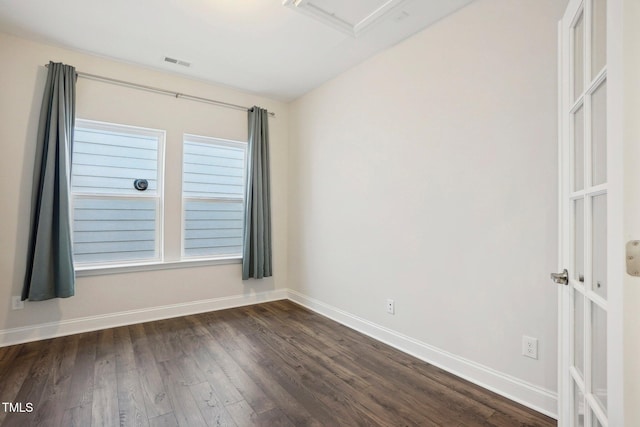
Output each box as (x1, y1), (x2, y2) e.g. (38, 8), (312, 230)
(0, 300), (556, 427)
(60, 403), (92, 427)
(159, 318), (189, 361)
(177, 327), (244, 407)
(128, 323), (157, 370)
(230, 314), (399, 426)
(142, 322), (172, 363)
(91, 385), (117, 427)
(117, 369), (150, 427)
(3, 339), (63, 427)
(203, 319), (327, 427)
(32, 335), (79, 427)
(187, 315), (277, 415)
(0, 343), (39, 425)
(224, 341), (335, 426)
(0, 345), (21, 378)
(209, 310), (382, 426)
(254, 407), (297, 427)
(188, 381), (237, 427)
(65, 333), (98, 409)
(114, 326), (137, 374)
(94, 329), (117, 390)
(138, 365), (173, 419)
(224, 400), (259, 426)
(92, 329), (118, 427)
(335, 346), (494, 425)
(148, 412), (179, 427)
(127, 322), (173, 419)
(158, 359), (208, 427)
(173, 354), (205, 387)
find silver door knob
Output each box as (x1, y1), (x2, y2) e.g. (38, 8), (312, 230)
(550, 269), (569, 285)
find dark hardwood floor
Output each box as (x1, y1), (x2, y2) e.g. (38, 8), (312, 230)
(0, 300), (556, 426)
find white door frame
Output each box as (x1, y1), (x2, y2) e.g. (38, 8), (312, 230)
(605, 0), (624, 423)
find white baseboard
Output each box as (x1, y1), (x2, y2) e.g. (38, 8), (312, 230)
(0, 289), (287, 347)
(287, 289), (558, 419)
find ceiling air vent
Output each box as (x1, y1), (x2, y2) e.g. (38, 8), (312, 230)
(163, 56), (191, 67)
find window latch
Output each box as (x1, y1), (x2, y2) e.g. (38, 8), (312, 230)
(133, 179), (148, 191)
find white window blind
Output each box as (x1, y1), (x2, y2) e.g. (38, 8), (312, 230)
(182, 134), (246, 259)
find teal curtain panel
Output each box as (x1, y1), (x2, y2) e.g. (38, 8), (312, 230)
(22, 61), (77, 301)
(242, 106), (272, 280)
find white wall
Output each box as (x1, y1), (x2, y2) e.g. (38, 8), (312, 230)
(288, 0), (565, 413)
(0, 33), (288, 341)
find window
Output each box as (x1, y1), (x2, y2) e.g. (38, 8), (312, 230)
(69, 121), (244, 270)
(71, 120), (164, 265)
(182, 134), (246, 259)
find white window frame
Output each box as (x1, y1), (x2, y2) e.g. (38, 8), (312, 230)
(181, 133), (247, 261)
(71, 119), (166, 269)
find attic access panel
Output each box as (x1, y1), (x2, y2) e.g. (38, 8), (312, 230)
(282, 0), (409, 37)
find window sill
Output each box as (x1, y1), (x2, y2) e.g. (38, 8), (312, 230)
(75, 257), (241, 277)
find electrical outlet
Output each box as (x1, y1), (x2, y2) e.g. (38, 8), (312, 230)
(386, 299), (395, 315)
(11, 296), (24, 310)
(522, 336), (538, 359)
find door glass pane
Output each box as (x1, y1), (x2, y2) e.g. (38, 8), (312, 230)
(574, 198), (585, 282)
(592, 80), (607, 186)
(574, 381), (585, 427)
(574, 105), (585, 191)
(574, 290), (585, 376)
(592, 302), (608, 412)
(592, 0), (607, 75)
(592, 411), (604, 427)
(592, 194), (607, 299)
(574, 12), (584, 100)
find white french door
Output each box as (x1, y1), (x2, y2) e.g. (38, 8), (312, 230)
(557, 0), (615, 426)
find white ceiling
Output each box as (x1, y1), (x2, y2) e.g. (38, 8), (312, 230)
(0, 0), (473, 101)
